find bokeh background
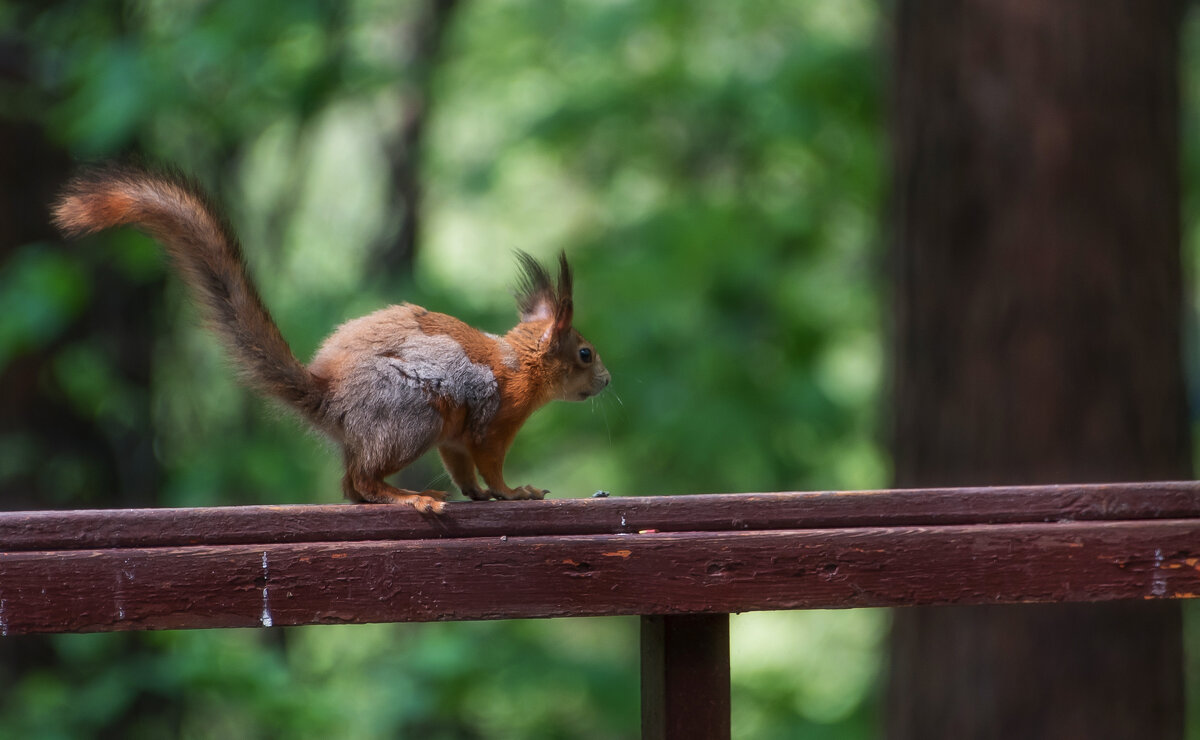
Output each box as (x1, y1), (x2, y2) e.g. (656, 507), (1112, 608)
(0, 1), (1195, 738)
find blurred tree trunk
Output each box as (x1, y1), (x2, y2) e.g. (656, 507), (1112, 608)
(888, 1), (1189, 739)
(0, 43), (162, 511)
(381, 0), (461, 274)
(0, 27), (176, 737)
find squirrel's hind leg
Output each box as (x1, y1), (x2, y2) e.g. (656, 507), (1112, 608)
(341, 439), (447, 513)
(342, 467), (447, 513)
(337, 385), (447, 511)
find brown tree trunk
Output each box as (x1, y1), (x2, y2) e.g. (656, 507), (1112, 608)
(0, 26), (177, 737)
(381, 0), (461, 275)
(887, 1), (1189, 738)
(0, 45), (162, 512)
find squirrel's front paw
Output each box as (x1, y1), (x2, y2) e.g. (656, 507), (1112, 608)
(461, 486), (491, 501)
(518, 485), (548, 500)
(487, 485), (549, 501)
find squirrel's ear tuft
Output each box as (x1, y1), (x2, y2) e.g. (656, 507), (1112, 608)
(514, 251), (573, 332)
(514, 250), (555, 322)
(552, 251), (574, 336)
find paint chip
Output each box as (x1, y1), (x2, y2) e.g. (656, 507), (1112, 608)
(260, 551), (274, 628)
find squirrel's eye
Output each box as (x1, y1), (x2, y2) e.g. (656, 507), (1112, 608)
(578, 347), (593, 364)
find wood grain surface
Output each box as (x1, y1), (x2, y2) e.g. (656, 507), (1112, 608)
(1, 486), (1197, 635)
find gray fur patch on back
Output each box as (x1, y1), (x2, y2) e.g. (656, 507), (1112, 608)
(383, 333), (500, 435)
(312, 306), (502, 469)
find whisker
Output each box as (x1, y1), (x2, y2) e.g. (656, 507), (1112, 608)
(599, 396), (613, 443)
(426, 469), (451, 490)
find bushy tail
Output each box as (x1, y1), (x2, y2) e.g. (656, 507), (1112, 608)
(53, 164), (327, 419)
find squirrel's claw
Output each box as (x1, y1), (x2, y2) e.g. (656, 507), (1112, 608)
(412, 496), (446, 514)
(515, 485), (549, 500)
(462, 487), (491, 501)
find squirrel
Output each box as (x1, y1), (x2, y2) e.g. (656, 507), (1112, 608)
(52, 164), (610, 513)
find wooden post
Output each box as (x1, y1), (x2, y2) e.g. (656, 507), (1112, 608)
(640, 614), (730, 740)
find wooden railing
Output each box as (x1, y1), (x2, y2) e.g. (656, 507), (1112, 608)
(2, 481), (1199, 738)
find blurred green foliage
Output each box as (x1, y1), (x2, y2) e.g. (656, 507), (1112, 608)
(3, 0), (1198, 738)
(4, 1), (889, 736)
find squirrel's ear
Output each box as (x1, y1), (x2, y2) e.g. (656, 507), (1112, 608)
(514, 251), (556, 323)
(515, 251), (575, 340)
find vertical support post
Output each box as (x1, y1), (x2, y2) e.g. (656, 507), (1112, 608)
(640, 614), (730, 740)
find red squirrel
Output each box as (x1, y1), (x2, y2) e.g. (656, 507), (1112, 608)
(52, 164), (610, 513)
